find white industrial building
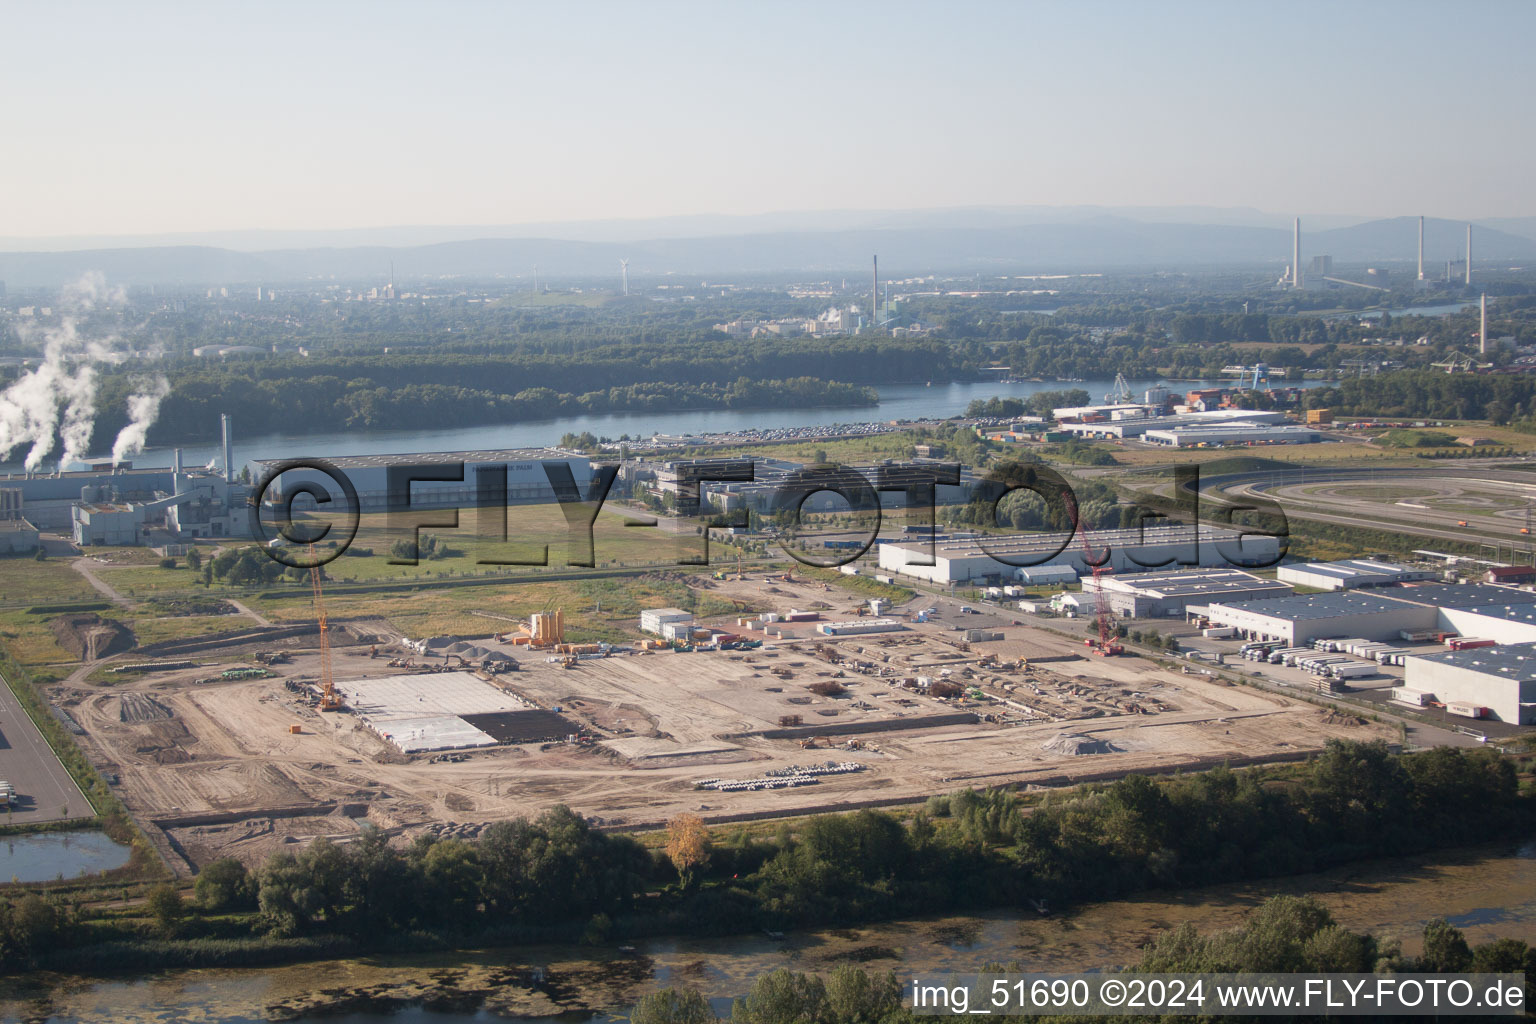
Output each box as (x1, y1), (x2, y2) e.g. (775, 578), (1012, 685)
(640, 608), (694, 635)
(1277, 559), (1436, 591)
(0, 517), (40, 554)
(1081, 567), (1293, 618)
(816, 618), (903, 636)
(1205, 592), (1439, 645)
(1054, 409), (1290, 440)
(1015, 565), (1079, 586)
(251, 448), (592, 514)
(1402, 643), (1536, 724)
(1205, 584), (1536, 647)
(877, 524), (1281, 585)
(1142, 423), (1322, 448)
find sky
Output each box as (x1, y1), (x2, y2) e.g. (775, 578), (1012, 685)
(3, 0), (1534, 239)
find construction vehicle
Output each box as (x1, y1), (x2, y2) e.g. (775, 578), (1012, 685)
(1073, 503), (1123, 657)
(308, 544), (344, 710)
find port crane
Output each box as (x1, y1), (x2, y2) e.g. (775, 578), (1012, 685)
(308, 544), (343, 711)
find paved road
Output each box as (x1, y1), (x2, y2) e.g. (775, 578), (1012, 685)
(0, 671), (91, 824)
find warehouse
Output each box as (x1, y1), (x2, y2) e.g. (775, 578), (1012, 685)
(1081, 567), (1293, 618)
(1402, 643), (1536, 724)
(1014, 565), (1079, 586)
(877, 524), (1281, 585)
(251, 448), (593, 514)
(1141, 423), (1322, 448)
(1276, 559), (1436, 591)
(1437, 604), (1536, 647)
(640, 608), (693, 635)
(1204, 592), (1438, 645)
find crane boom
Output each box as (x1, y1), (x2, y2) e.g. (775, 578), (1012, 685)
(308, 545), (342, 710)
(1071, 497), (1122, 657)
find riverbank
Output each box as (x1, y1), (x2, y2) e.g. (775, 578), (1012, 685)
(2, 838), (1530, 1023)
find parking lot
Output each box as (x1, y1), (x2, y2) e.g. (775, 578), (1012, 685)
(0, 671), (92, 824)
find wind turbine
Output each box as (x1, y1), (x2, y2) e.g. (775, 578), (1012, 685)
(620, 258), (630, 296)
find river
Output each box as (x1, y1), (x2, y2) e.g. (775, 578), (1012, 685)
(52, 376), (1270, 473)
(2, 839), (1530, 1023)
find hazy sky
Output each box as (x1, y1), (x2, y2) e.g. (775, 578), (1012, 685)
(4, 0), (1534, 237)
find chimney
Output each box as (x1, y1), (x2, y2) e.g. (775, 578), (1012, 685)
(221, 414), (233, 483)
(172, 448), (183, 476)
(1293, 218), (1302, 289)
(1465, 223), (1472, 286)
(1417, 216), (1425, 281)
(1480, 293), (1487, 357)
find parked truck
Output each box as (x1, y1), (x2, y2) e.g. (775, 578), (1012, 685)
(0, 781), (14, 807)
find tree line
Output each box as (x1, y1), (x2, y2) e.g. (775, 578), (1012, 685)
(1, 741), (1528, 974)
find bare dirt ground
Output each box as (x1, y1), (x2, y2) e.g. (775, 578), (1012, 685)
(54, 572), (1389, 872)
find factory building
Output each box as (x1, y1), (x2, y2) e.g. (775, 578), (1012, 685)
(1081, 567), (1293, 618)
(1205, 592), (1439, 645)
(0, 517), (40, 554)
(1054, 409), (1290, 440)
(877, 524), (1281, 586)
(1440, 604), (1536, 646)
(0, 467), (180, 530)
(1277, 559), (1436, 591)
(1142, 423), (1322, 448)
(250, 448), (592, 514)
(1402, 643), (1536, 724)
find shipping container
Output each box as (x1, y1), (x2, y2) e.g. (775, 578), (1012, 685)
(1202, 626), (1239, 638)
(1446, 702), (1489, 719)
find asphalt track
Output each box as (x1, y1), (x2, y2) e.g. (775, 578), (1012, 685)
(0, 670), (91, 825)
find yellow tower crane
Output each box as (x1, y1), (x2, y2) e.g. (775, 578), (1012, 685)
(309, 544), (343, 711)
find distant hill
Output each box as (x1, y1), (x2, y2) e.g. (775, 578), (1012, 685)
(1, 214), (1533, 289)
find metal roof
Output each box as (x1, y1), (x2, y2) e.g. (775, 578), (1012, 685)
(1208, 591), (1415, 620)
(250, 448), (580, 470)
(1407, 641), (1536, 680)
(1281, 559), (1420, 581)
(1090, 567), (1291, 599)
(1378, 584), (1536, 610)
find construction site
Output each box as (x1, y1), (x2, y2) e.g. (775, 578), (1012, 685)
(48, 555), (1387, 875)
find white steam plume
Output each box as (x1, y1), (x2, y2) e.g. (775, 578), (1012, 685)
(0, 273), (133, 472)
(110, 376), (172, 466)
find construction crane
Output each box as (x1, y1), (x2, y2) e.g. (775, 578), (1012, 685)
(308, 544), (343, 711)
(1072, 502), (1122, 657)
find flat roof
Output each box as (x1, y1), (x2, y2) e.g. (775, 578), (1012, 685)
(1378, 584), (1536, 610)
(1280, 558), (1421, 581)
(1407, 641), (1536, 680)
(250, 448), (582, 470)
(890, 524), (1246, 559)
(1093, 567), (1291, 599)
(0, 518), (37, 532)
(1209, 591), (1415, 621)
(1462, 604), (1536, 625)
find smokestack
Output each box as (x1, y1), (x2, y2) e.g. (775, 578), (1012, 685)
(1465, 223), (1472, 286)
(1293, 218), (1302, 289)
(172, 448), (182, 476)
(872, 255), (878, 326)
(220, 414), (233, 483)
(1417, 216), (1425, 281)
(1480, 293), (1487, 357)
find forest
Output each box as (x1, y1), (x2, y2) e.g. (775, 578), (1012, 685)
(2, 741), (1528, 976)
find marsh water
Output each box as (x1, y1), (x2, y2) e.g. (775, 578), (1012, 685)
(0, 832), (131, 885)
(3, 839), (1531, 1023)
